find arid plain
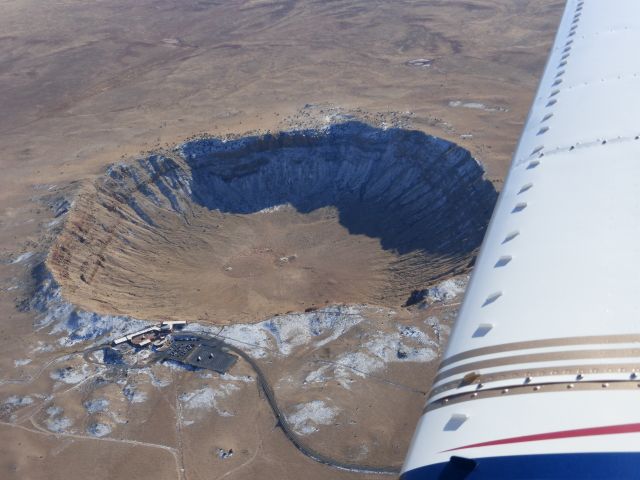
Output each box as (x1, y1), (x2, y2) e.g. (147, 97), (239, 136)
(0, 1), (563, 479)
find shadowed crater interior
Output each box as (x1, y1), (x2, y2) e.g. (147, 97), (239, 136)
(48, 122), (497, 324)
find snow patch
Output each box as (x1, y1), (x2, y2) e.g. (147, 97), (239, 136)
(219, 373), (254, 383)
(12, 252), (34, 264)
(161, 359), (199, 372)
(407, 276), (468, 308)
(84, 398), (109, 414)
(122, 385), (147, 403)
(180, 383), (240, 417)
(131, 367), (172, 388)
(257, 204), (287, 213)
(287, 400), (338, 435)
(50, 365), (92, 384)
(32, 342), (54, 353)
(46, 406), (62, 416)
(304, 324), (437, 388)
(4, 395), (33, 406)
(209, 305), (365, 358)
(448, 100), (508, 112)
(424, 277), (466, 303)
(45, 406), (72, 433)
(87, 423), (111, 437)
(28, 266), (150, 346)
(46, 417), (73, 433)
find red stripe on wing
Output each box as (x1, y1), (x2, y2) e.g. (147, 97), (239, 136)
(443, 423), (640, 452)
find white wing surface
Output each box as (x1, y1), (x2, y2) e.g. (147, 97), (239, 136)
(402, 1), (640, 477)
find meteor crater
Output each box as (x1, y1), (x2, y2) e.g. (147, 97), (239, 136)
(48, 122), (497, 324)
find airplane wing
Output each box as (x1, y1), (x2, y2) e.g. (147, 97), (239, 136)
(402, 0), (640, 477)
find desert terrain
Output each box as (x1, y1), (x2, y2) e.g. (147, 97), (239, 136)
(0, 1), (563, 479)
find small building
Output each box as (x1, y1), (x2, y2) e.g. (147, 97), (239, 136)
(112, 321), (187, 347)
(112, 336), (129, 346)
(160, 320), (187, 332)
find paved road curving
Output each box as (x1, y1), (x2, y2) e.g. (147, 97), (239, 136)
(88, 333), (401, 475)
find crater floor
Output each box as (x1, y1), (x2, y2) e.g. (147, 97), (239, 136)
(48, 122), (496, 324)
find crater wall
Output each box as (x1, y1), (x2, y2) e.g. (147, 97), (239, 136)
(48, 122), (497, 324)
